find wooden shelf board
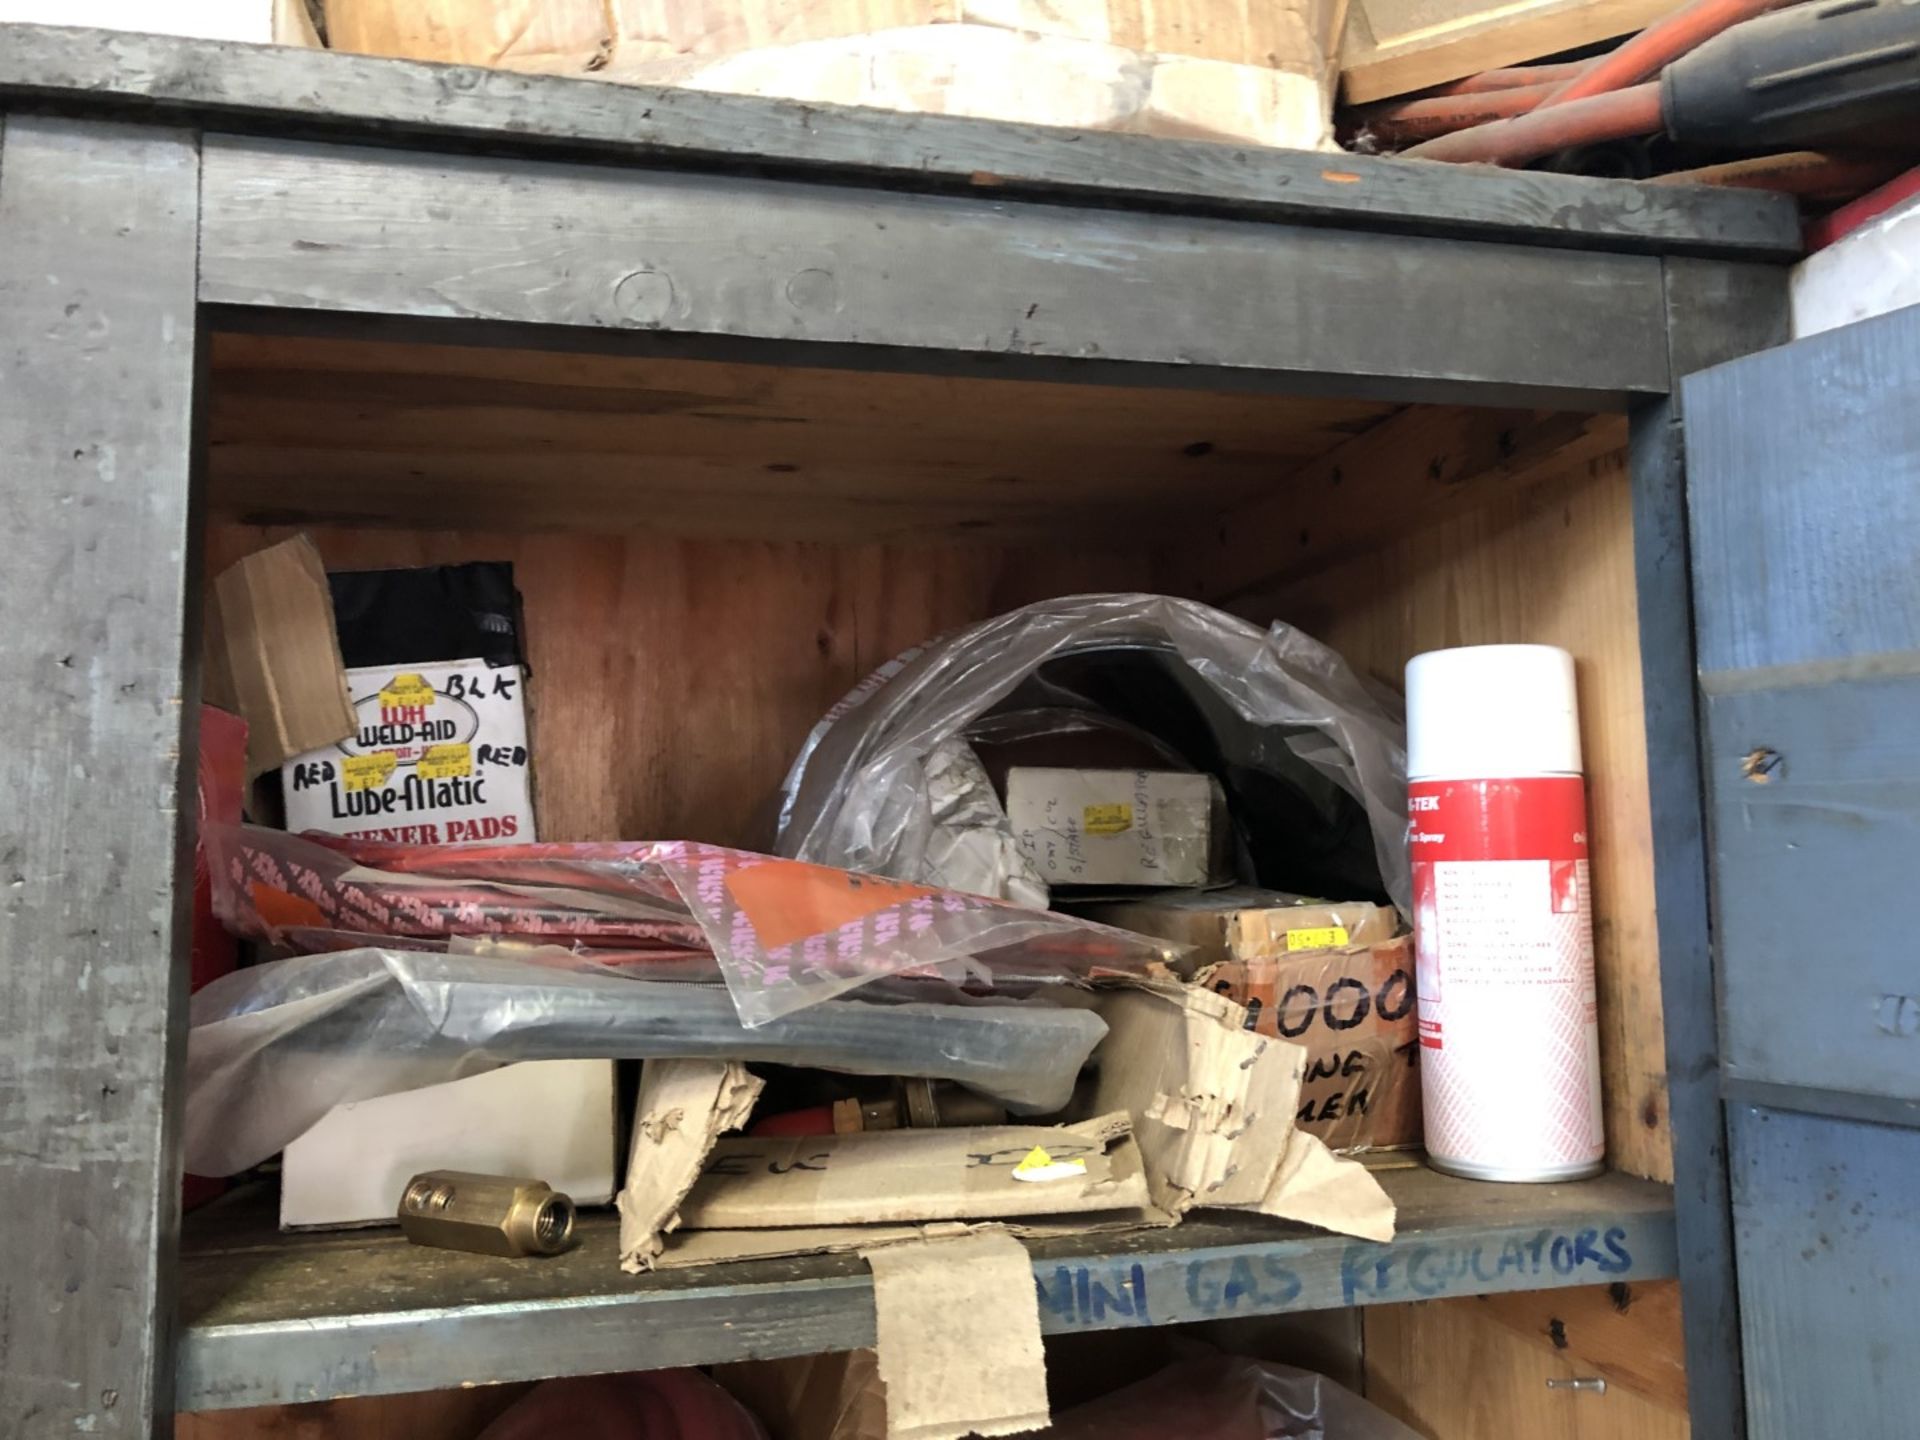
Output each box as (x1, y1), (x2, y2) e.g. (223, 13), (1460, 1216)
(178, 1166), (1675, 1410)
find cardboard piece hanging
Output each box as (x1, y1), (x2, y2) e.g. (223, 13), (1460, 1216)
(281, 562), (538, 845)
(863, 1226), (1051, 1440)
(204, 535), (357, 779)
(1006, 768), (1226, 888)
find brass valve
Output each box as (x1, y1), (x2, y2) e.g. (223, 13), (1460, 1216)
(397, 1171), (577, 1257)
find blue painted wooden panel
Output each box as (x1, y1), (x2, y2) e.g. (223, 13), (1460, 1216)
(1707, 674), (1920, 1102)
(1684, 305), (1920, 678)
(1730, 1104), (1920, 1440)
(1687, 307), (1920, 1439)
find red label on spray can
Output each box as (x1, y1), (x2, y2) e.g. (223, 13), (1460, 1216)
(1410, 776), (1604, 1179)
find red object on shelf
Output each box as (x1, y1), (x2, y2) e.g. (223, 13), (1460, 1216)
(748, 1105), (838, 1138)
(1805, 161), (1920, 251)
(184, 706), (249, 1212)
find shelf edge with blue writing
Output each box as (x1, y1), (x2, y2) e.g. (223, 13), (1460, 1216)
(176, 1166), (1674, 1410)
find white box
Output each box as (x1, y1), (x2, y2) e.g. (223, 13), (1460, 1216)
(1006, 767), (1219, 888)
(0, 0), (319, 44)
(281, 1060), (618, 1229)
(282, 657), (537, 846)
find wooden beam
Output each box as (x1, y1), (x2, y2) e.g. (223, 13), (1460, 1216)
(0, 116), (203, 1437)
(0, 23), (1802, 258)
(1172, 406), (1629, 608)
(196, 136), (1673, 408)
(1341, 0), (1685, 103)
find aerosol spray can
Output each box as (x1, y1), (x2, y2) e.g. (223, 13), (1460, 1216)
(1406, 644), (1605, 1182)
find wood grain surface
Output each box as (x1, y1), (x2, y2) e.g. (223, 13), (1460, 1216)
(206, 332), (1391, 544)
(1260, 441), (1667, 1184)
(0, 25), (1801, 256)
(202, 523), (1151, 847)
(1365, 1291), (1689, 1439)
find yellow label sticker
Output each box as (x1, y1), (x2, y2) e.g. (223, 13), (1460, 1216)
(340, 752), (398, 793)
(378, 672), (437, 708)
(1286, 925), (1350, 952)
(418, 742), (472, 780)
(1083, 803), (1133, 836)
(1011, 1146), (1089, 1183)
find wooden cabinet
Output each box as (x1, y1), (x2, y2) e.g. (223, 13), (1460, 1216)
(0, 24), (1800, 1440)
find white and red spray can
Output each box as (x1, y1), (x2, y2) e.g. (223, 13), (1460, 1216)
(1406, 644), (1605, 1182)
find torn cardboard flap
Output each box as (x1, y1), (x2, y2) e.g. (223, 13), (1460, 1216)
(863, 1225), (1050, 1440)
(1082, 983), (1303, 1213)
(619, 1058), (764, 1273)
(677, 1112), (1152, 1230)
(1252, 1128), (1397, 1243)
(205, 534), (356, 777)
(1060, 979), (1396, 1242)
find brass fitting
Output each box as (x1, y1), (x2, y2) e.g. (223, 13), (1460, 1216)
(830, 1077), (1009, 1133)
(397, 1171), (577, 1257)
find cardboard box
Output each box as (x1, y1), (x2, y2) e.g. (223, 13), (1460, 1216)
(0, 0), (320, 45)
(1205, 934), (1419, 1153)
(280, 1060), (617, 1229)
(678, 1113), (1154, 1229)
(282, 561), (537, 845)
(1071, 886), (1398, 972)
(1070, 891), (1417, 1152)
(204, 535), (357, 778)
(1006, 768), (1222, 888)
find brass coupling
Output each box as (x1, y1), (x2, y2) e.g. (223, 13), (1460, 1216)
(397, 1171), (577, 1257)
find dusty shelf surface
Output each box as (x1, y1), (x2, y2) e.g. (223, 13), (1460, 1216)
(178, 1165), (1674, 1410)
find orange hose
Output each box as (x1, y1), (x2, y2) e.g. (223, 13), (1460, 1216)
(1432, 62), (1593, 95)
(1402, 83), (1663, 166)
(1357, 81), (1558, 144)
(1650, 151), (1911, 199)
(1542, 0), (1786, 106)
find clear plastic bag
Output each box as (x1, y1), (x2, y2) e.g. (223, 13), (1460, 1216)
(208, 825), (1172, 1026)
(1040, 1356), (1423, 1440)
(184, 946), (1111, 1175)
(775, 595), (1411, 916)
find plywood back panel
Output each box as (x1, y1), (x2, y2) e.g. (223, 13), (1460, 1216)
(204, 524), (1151, 845)
(1364, 1291), (1689, 1439)
(1249, 444), (1667, 1184)
(207, 333), (1394, 543)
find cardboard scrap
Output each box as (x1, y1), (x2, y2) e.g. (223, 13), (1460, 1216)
(677, 1113), (1153, 1230)
(1073, 980), (1396, 1241)
(862, 1226), (1050, 1440)
(654, 1201), (1174, 1271)
(1255, 1128), (1398, 1243)
(1080, 983), (1301, 1212)
(204, 534), (356, 777)
(618, 1058), (764, 1273)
